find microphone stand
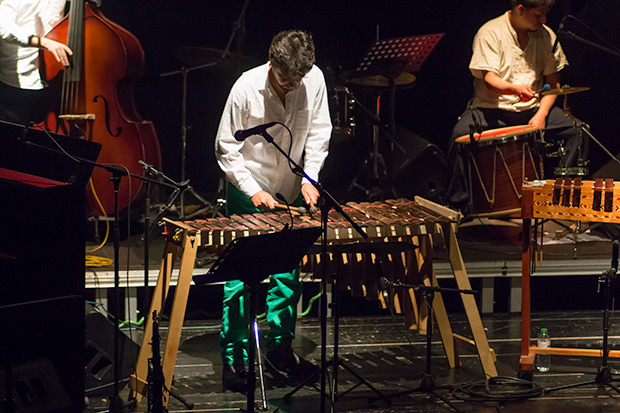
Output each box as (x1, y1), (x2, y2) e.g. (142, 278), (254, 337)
(378, 277), (477, 412)
(252, 126), (367, 413)
(17, 139), (175, 412)
(139, 162), (214, 236)
(555, 20), (620, 169)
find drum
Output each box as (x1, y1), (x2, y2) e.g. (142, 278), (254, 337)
(455, 125), (543, 215)
(329, 86), (356, 142)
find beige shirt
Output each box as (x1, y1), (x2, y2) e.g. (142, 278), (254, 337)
(470, 11), (568, 112)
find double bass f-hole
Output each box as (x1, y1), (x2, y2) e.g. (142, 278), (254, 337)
(93, 95), (121, 137)
(40, 1), (162, 216)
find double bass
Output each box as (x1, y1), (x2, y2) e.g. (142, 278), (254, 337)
(40, 0), (161, 215)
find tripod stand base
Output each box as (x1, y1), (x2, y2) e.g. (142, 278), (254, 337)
(545, 365), (620, 395)
(283, 358), (390, 406)
(383, 374), (460, 412)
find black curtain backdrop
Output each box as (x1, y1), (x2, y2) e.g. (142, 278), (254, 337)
(96, 0), (618, 203)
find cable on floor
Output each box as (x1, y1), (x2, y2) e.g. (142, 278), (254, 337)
(451, 376), (543, 402)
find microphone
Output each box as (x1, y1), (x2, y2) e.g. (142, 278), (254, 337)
(378, 276), (391, 291)
(234, 121), (278, 141)
(552, 15), (569, 53)
(275, 193), (293, 229)
(139, 160), (160, 176)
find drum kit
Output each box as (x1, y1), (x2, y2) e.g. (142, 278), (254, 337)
(331, 34), (443, 201)
(455, 85), (591, 217)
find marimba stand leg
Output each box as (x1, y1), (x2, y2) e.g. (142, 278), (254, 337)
(443, 224), (498, 378)
(128, 226), (199, 409)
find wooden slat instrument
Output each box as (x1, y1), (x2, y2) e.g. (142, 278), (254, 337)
(521, 178), (620, 373)
(129, 197), (497, 407)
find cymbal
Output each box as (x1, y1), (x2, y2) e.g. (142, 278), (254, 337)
(541, 85), (590, 96)
(173, 47), (259, 72)
(340, 70), (416, 88)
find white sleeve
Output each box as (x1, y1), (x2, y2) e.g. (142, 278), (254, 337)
(301, 69), (332, 185)
(214, 86), (263, 199)
(0, 0), (31, 45)
(41, 0), (67, 34)
(469, 26), (501, 80)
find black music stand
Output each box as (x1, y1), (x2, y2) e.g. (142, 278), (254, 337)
(193, 227), (322, 413)
(350, 34), (442, 200)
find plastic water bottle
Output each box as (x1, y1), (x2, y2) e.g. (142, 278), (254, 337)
(536, 328), (551, 372)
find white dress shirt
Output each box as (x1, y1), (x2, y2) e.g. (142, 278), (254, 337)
(0, 0), (66, 89)
(470, 11), (568, 112)
(215, 62), (332, 203)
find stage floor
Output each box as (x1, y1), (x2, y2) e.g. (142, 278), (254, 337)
(87, 311), (620, 412)
(84, 216), (620, 412)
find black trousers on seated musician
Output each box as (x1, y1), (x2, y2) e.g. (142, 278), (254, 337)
(447, 105), (587, 209)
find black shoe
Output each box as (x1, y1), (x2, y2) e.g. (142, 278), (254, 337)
(265, 340), (320, 384)
(222, 363), (247, 394)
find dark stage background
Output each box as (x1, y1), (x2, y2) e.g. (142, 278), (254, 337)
(96, 0), (620, 204)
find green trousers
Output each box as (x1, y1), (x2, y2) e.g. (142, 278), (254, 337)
(220, 182), (302, 365)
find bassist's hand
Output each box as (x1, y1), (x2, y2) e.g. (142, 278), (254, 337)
(40, 37), (73, 67)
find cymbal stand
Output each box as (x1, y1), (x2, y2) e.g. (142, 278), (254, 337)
(544, 240), (620, 395)
(347, 93), (389, 200)
(346, 90), (410, 201)
(160, 62), (217, 219)
(347, 34), (442, 201)
(553, 94), (588, 177)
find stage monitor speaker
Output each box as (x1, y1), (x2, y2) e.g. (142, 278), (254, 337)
(391, 126), (449, 204)
(84, 303), (140, 396)
(592, 155), (620, 180)
(0, 296), (84, 413)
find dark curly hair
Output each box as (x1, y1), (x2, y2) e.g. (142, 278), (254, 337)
(510, 0), (555, 8)
(268, 30), (315, 78)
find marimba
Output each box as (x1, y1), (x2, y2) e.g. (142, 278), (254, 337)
(129, 196), (497, 408)
(520, 178), (620, 373)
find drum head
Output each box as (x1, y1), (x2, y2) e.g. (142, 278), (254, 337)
(456, 124), (539, 145)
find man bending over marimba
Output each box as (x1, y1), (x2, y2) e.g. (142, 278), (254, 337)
(214, 29), (332, 393)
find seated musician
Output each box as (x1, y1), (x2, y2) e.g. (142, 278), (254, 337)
(0, 0), (72, 125)
(447, 0), (585, 210)
(214, 29), (332, 393)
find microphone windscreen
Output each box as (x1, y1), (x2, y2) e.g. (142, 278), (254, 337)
(378, 276), (390, 291)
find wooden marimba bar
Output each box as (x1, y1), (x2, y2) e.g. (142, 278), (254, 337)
(129, 197), (498, 408)
(520, 178), (620, 374)
(170, 198), (449, 247)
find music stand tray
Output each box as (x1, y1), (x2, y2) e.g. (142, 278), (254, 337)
(193, 227), (321, 412)
(354, 33), (443, 80)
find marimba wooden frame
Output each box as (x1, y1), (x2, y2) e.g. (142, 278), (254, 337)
(520, 178), (620, 373)
(129, 198), (498, 408)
